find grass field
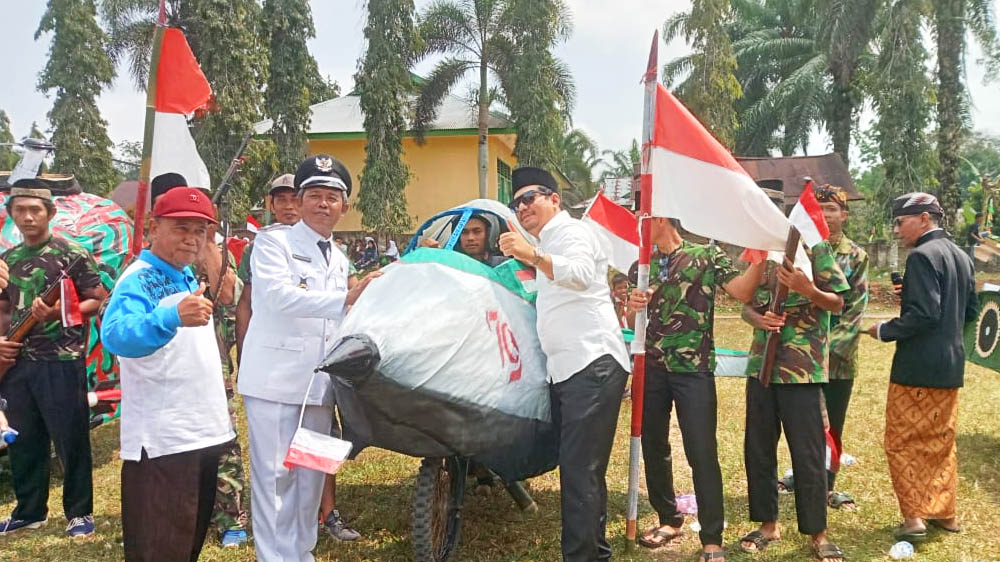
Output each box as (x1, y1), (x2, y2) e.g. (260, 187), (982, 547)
(2, 316), (999, 561)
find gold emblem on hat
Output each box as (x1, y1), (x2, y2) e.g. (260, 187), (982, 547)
(316, 157), (334, 172)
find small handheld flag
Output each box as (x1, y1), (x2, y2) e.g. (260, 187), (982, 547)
(60, 278), (83, 328)
(788, 183), (830, 248)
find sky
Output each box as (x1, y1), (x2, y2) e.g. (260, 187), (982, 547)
(3, 0), (999, 168)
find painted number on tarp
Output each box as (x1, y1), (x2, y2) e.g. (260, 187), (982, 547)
(486, 310), (522, 382)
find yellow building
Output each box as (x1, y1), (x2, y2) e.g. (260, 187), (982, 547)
(258, 93), (518, 234)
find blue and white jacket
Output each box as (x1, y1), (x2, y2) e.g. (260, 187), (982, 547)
(102, 250), (233, 461)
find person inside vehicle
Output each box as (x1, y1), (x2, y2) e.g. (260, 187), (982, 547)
(420, 214), (508, 267)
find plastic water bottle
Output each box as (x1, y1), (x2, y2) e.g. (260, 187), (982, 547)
(1, 428), (17, 445)
(889, 541), (914, 559)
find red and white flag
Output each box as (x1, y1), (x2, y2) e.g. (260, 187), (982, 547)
(284, 427), (353, 475)
(150, 28), (212, 189)
(246, 215), (261, 233)
(788, 182), (830, 248)
(646, 83), (810, 271)
(60, 278), (83, 327)
(582, 192), (640, 273)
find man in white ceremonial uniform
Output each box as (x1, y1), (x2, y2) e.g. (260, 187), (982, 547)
(239, 154), (380, 562)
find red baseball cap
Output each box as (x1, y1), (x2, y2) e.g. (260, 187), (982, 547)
(152, 187), (217, 223)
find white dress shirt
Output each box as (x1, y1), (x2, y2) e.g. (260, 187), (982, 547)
(238, 220), (350, 406)
(534, 211), (630, 383)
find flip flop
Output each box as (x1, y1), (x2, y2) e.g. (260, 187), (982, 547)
(893, 524), (927, 543)
(828, 491), (857, 510)
(739, 530), (778, 553)
(777, 475), (795, 494)
(928, 519), (962, 533)
(813, 542), (845, 561)
(638, 526), (682, 549)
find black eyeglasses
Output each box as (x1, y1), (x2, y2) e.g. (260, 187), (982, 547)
(893, 215), (914, 227)
(509, 189), (551, 211)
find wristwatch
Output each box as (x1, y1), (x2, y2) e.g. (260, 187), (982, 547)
(0, 397), (7, 411)
(531, 247), (546, 267)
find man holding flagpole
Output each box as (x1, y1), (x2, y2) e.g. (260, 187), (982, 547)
(499, 166), (630, 562)
(626, 216), (764, 560)
(739, 187), (848, 562)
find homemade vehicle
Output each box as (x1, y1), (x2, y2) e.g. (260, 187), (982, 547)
(320, 200), (553, 562)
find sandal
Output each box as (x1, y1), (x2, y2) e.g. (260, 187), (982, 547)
(813, 542), (845, 561)
(637, 525), (682, 549)
(739, 530), (778, 553)
(928, 519), (961, 533)
(827, 491), (856, 511)
(699, 548), (726, 560)
(777, 475), (795, 494)
(893, 524), (927, 543)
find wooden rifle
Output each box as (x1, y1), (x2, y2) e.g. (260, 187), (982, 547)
(0, 255), (86, 382)
(202, 131), (252, 303)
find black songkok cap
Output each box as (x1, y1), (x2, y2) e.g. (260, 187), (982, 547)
(512, 167), (558, 194)
(891, 192), (944, 218)
(151, 173), (188, 202)
(294, 154), (352, 197)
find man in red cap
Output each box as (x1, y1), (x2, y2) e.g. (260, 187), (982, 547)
(102, 187), (236, 562)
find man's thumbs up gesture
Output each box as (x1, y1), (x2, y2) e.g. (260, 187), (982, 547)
(178, 283), (213, 327)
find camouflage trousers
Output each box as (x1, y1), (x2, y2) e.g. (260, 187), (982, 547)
(212, 391), (249, 534)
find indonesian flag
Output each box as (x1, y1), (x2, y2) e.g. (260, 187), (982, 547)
(150, 28), (212, 189)
(825, 428), (842, 473)
(647, 83), (810, 271)
(788, 182), (830, 248)
(227, 236), (250, 267)
(284, 427), (353, 475)
(60, 278), (83, 327)
(246, 215), (261, 233)
(583, 192), (640, 273)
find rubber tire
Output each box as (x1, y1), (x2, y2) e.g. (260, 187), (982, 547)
(412, 457), (463, 562)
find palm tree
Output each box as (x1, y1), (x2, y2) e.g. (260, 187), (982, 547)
(664, 0), (879, 163)
(601, 139), (641, 179)
(553, 128), (602, 206)
(932, 0), (1000, 226)
(413, 0), (574, 199)
(101, 0), (191, 89)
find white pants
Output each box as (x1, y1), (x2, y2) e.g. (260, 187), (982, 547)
(245, 396), (332, 562)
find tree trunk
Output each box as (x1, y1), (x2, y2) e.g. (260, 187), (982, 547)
(829, 66), (854, 166)
(934, 0), (966, 230)
(477, 58), (489, 200)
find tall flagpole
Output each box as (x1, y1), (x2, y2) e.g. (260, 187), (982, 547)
(626, 29), (658, 546)
(131, 0), (168, 257)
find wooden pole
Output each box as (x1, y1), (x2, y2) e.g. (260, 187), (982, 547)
(625, 30), (658, 547)
(757, 227), (801, 386)
(131, 0), (167, 257)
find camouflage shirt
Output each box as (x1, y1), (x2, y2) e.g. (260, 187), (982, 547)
(628, 241), (739, 373)
(828, 234), (869, 380)
(745, 240), (850, 384)
(1, 236), (103, 361)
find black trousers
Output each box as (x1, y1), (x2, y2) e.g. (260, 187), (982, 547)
(744, 378), (827, 535)
(122, 444), (225, 562)
(822, 377), (854, 491)
(551, 354), (628, 562)
(0, 359), (93, 521)
(641, 365), (724, 546)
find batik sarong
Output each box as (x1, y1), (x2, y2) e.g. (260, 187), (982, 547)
(883, 383), (959, 519)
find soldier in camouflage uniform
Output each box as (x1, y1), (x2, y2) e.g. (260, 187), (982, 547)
(0, 182), (108, 539)
(150, 173), (249, 547)
(739, 225), (849, 562)
(626, 217), (764, 559)
(816, 185), (868, 510)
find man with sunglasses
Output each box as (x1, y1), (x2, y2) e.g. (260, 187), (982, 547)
(499, 167), (630, 562)
(866, 193), (976, 542)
